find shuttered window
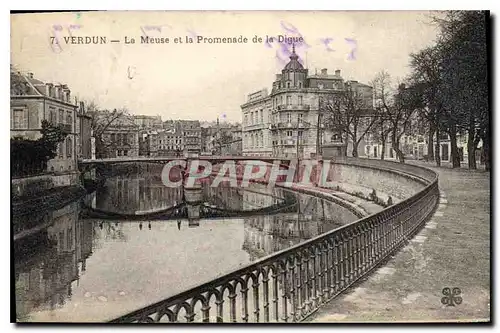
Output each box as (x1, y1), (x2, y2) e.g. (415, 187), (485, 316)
(12, 108), (27, 129)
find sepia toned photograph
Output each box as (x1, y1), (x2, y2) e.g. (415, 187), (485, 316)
(10, 10), (490, 324)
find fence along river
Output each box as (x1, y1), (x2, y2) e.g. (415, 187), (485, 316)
(108, 158), (439, 323)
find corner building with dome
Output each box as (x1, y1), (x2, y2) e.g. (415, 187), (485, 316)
(241, 45), (373, 158)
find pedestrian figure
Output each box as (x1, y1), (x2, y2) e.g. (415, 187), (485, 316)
(148, 222), (151, 230)
(177, 220), (181, 230)
(139, 223), (143, 230)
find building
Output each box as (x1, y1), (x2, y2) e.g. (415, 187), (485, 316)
(98, 112), (139, 158)
(157, 128), (184, 157)
(76, 101), (93, 160)
(11, 71), (79, 173)
(241, 46), (373, 158)
(241, 89), (273, 157)
(179, 120), (201, 155)
(133, 115), (163, 129)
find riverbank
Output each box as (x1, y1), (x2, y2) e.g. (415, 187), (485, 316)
(307, 165), (490, 322)
(12, 185), (87, 240)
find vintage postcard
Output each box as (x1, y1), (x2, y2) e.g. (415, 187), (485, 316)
(10, 10), (490, 324)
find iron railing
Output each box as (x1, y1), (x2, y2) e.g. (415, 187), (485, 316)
(109, 158), (439, 323)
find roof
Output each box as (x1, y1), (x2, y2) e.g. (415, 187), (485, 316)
(283, 45), (304, 71)
(307, 74), (343, 80)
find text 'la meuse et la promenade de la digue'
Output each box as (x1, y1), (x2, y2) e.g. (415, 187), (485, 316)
(51, 34), (304, 45)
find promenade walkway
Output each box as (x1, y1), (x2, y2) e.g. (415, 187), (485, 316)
(307, 162), (491, 323)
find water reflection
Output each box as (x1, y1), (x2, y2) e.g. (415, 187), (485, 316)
(14, 170), (359, 322)
(14, 201), (93, 322)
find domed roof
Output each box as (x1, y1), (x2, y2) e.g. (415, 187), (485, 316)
(283, 44), (304, 71)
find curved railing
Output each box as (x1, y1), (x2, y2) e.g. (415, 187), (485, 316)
(109, 158), (439, 323)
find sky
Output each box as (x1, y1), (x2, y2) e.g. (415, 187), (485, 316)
(10, 11), (441, 123)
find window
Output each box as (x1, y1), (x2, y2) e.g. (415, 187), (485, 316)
(286, 96), (291, 105)
(67, 228), (73, 249)
(124, 150), (128, 156)
(49, 108), (57, 124)
(298, 130), (303, 137)
(286, 82), (290, 88)
(287, 130), (293, 137)
(59, 109), (64, 125)
(12, 108), (27, 129)
(298, 113), (303, 122)
(298, 82), (303, 88)
(287, 113), (292, 123)
(244, 115), (248, 125)
(298, 96), (303, 105)
(260, 110), (264, 123)
(280, 96), (283, 105)
(58, 142), (64, 158)
(66, 137), (72, 157)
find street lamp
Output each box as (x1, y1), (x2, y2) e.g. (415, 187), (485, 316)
(293, 119), (325, 160)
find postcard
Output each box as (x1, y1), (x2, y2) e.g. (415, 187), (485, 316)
(10, 10), (490, 324)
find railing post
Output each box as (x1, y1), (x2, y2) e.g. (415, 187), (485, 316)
(228, 291), (237, 323)
(279, 262), (289, 322)
(201, 304), (211, 323)
(252, 278), (261, 322)
(241, 283), (249, 322)
(262, 272), (270, 322)
(215, 299), (224, 323)
(288, 257), (297, 322)
(303, 250), (311, 313)
(310, 246), (319, 309)
(321, 242), (329, 302)
(296, 253), (305, 318)
(272, 267), (279, 322)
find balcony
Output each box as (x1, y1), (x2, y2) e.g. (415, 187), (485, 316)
(271, 122), (311, 129)
(276, 104), (311, 111)
(59, 123), (72, 133)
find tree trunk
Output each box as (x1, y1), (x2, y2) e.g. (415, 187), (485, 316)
(352, 143), (358, 157)
(427, 124), (435, 161)
(380, 131), (388, 160)
(467, 127), (477, 170)
(391, 131), (405, 163)
(435, 124), (441, 167)
(481, 131), (490, 171)
(449, 124), (461, 168)
(352, 135), (359, 157)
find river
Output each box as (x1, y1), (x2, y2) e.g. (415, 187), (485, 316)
(14, 167), (359, 322)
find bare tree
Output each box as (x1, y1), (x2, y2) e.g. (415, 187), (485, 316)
(82, 100), (136, 158)
(323, 84), (377, 157)
(372, 71), (417, 163)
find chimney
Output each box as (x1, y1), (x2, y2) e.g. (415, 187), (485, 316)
(321, 68), (328, 76)
(27, 72), (34, 79)
(335, 69), (341, 76)
(79, 101), (85, 113)
(54, 85), (60, 99)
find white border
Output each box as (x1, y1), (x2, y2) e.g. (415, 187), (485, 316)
(2, 1), (497, 333)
